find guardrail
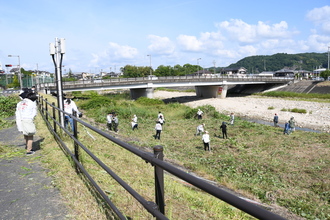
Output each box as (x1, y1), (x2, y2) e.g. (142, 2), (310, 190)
(38, 95), (286, 219)
(39, 75), (293, 92)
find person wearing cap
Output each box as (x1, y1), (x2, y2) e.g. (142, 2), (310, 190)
(16, 91), (38, 155)
(273, 113), (279, 127)
(202, 131), (210, 151)
(19, 88), (31, 100)
(64, 93), (80, 132)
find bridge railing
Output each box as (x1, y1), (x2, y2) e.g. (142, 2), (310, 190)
(39, 75), (293, 92)
(38, 95), (286, 220)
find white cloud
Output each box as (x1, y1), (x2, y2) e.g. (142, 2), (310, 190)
(90, 42), (138, 68)
(216, 19), (295, 43)
(108, 42), (138, 59)
(177, 35), (203, 51)
(306, 5), (330, 33)
(147, 35), (175, 55)
(306, 34), (330, 51)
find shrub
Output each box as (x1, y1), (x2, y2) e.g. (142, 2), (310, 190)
(135, 97), (164, 105)
(290, 108), (307, 114)
(79, 96), (115, 110)
(0, 96), (20, 118)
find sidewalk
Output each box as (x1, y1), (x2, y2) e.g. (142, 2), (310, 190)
(0, 125), (69, 220)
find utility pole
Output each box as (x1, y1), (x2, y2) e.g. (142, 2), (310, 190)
(213, 60), (216, 74)
(50, 37), (66, 127)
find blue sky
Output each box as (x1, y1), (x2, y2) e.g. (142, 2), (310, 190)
(1, 0), (330, 73)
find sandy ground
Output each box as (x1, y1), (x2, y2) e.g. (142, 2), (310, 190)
(153, 91), (330, 133)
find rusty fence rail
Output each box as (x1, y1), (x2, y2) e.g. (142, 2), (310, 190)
(38, 96), (286, 220)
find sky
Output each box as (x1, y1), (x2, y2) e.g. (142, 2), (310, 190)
(1, 0), (330, 74)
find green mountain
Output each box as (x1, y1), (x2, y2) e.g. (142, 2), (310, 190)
(227, 52), (328, 73)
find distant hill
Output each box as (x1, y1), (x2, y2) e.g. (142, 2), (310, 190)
(226, 52), (328, 73)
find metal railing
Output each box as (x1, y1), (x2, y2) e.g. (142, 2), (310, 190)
(38, 95), (286, 220)
(38, 75), (293, 93)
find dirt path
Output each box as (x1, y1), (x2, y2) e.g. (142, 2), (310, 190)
(0, 125), (69, 220)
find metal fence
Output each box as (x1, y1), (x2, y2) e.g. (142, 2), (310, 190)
(38, 95), (286, 220)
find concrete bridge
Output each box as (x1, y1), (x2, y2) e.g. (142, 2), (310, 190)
(39, 75), (293, 99)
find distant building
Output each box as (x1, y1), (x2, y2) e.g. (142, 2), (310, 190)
(274, 69), (295, 77)
(220, 67), (247, 75)
(313, 68), (326, 76)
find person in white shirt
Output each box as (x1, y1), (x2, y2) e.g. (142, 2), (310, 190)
(131, 114), (138, 130)
(230, 113), (235, 125)
(196, 123), (205, 136)
(64, 93), (80, 132)
(154, 121), (162, 139)
(106, 113), (113, 130)
(158, 111), (164, 120)
(197, 109), (203, 120)
(202, 131), (210, 151)
(16, 92), (38, 155)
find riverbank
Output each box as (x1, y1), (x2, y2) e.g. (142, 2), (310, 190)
(153, 91), (330, 133)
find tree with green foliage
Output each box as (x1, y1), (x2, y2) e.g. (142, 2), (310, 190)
(320, 69), (330, 80)
(122, 65), (152, 77)
(228, 53), (328, 72)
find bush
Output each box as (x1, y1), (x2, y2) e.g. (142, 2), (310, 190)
(184, 105), (221, 119)
(136, 97), (164, 105)
(79, 96), (116, 110)
(0, 96), (20, 118)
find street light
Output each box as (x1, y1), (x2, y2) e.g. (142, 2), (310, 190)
(147, 54), (152, 76)
(197, 58), (201, 75)
(8, 55), (22, 90)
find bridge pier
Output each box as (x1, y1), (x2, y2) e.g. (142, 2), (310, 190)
(130, 88), (154, 100)
(195, 85), (228, 98)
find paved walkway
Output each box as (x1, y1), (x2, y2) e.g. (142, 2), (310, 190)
(0, 125), (69, 220)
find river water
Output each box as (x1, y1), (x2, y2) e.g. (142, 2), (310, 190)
(242, 117), (322, 133)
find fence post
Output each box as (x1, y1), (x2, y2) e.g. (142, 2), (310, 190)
(153, 145), (165, 216)
(41, 96), (44, 114)
(52, 102), (57, 133)
(45, 98), (48, 121)
(73, 111), (80, 173)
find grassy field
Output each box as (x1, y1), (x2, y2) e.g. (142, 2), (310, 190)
(1, 92), (329, 219)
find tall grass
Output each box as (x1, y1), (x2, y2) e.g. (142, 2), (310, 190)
(71, 91), (329, 220)
(3, 92), (327, 219)
(259, 91), (330, 100)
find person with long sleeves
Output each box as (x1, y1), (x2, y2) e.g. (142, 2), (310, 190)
(64, 93), (80, 132)
(202, 131), (210, 151)
(155, 121), (162, 140)
(16, 92), (38, 155)
(220, 122), (228, 139)
(106, 113), (113, 130)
